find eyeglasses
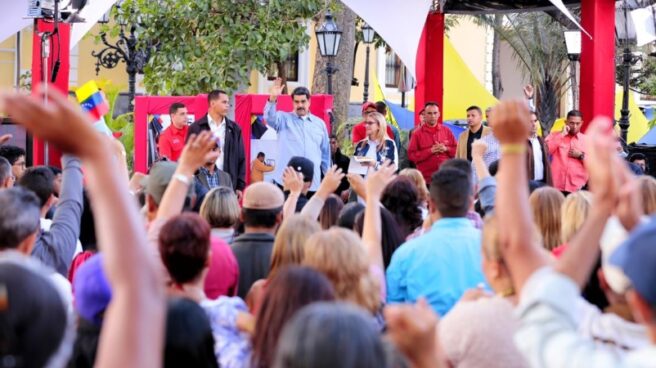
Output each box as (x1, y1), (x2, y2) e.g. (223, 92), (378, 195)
(364, 121), (377, 126)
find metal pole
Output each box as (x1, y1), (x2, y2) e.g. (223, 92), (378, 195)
(363, 45), (370, 103)
(619, 47), (631, 145)
(127, 25), (137, 114)
(15, 31), (20, 92)
(326, 61), (333, 95)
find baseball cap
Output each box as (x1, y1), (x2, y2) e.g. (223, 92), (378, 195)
(144, 161), (195, 205)
(242, 182), (284, 210)
(287, 156), (314, 183)
(362, 101), (376, 113)
(73, 254), (112, 326)
(610, 217), (656, 304)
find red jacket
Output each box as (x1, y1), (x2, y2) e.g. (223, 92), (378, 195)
(408, 123), (457, 183)
(352, 121), (395, 143)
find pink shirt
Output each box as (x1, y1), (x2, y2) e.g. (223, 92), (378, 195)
(545, 132), (588, 192)
(204, 236), (240, 299)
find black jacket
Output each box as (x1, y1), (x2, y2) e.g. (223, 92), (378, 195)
(187, 114), (246, 190)
(231, 233), (275, 299)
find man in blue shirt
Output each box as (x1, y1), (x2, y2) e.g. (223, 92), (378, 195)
(386, 167), (486, 316)
(264, 78), (331, 192)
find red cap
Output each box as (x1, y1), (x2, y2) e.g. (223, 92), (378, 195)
(362, 102), (376, 113)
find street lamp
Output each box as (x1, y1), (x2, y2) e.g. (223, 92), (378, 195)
(564, 30), (581, 109)
(92, 3), (149, 113)
(361, 23), (375, 103)
(616, 2), (641, 146)
(315, 10), (342, 95)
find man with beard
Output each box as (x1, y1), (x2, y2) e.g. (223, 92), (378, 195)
(264, 78), (330, 194)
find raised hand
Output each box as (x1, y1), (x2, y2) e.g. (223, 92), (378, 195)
(562, 124), (571, 136)
(347, 173), (366, 199)
(0, 86), (102, 158)
(365, 160), (396, 201)
(385, 298), (444, 368)
(584, 117), (620, 211)
(177, 131), (220, 176)
(471, 139), (488, 159)
(269, 77), (285, 101)
(282, 166), (304, 195)
(316, 165), (345, 199)
(0, 134), (12, 145)
(616, 167), (642, 231)
(523, 84), (534, 99)
(489, 100), (531, 145)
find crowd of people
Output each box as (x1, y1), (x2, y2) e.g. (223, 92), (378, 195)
(1, 79), (656, 368)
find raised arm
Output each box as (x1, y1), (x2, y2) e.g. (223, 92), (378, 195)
(32, 153), (84, 275)
(282, 167), (304, 220)
(471, 140), (496, 215)
(263, 77), (285, 130)
(156, 131), (218, 222)
(363, 161), (396, 271)
(493, 100), (549, 293)
(3, 88), (165, 368)
(555, 118), (623, 288)
(301, 165), (344, 220)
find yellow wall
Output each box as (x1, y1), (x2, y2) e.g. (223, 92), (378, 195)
(74, 25), (129, 90)
(448, 17), (488, 86)
(0, 24), (130, 92)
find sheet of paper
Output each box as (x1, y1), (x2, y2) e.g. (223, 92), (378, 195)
(348, 157), (369, 176)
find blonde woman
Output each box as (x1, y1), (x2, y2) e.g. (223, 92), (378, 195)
(399, 168), (430, 210)
(199, 186), (240, 244)
(246, 214), (320, 313)
(440, 215), (529, 368)
(638, 176), (656, 215)
(529, 187), (565, 251)
(303, 228), (381, 315)
(561, 191), (593, 243)
(353, 112), (398, 168)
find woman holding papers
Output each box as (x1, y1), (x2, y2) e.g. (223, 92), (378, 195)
(353, 112), (398, 170)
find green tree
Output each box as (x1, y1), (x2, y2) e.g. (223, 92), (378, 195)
(476, 13), (571, 132)
(116, 0), (324, 95)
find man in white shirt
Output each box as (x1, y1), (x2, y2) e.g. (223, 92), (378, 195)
(187, 90), (246, 198)
(526, 111), (552, 185)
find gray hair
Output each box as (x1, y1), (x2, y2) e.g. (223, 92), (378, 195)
(0, 156), (11, 184)
(0, 187), (41, 249)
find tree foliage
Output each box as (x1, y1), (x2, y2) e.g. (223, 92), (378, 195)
(116, 0), (324, 95)
(476, 13), (571, 132)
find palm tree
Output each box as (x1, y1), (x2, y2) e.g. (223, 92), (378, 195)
(476, 13), (572, 133)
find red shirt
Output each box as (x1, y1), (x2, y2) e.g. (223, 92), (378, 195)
(545, 132), (588, 192)
(158, 124), (189, 161)
(352, 121), (395, 143)
(407, 123), (457, 183)
(204, 236), (240, 299)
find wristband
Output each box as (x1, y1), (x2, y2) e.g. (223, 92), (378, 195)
(500, 144), (527, 155)
(173, 173), (192, 186)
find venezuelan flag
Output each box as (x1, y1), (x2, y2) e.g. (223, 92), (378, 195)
(75, 81), (109, 121)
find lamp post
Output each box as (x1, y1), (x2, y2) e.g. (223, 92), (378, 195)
(361, 23), (375, 103)
(92, 4), (149, 113)
(315, 10), (342, 95)
(564, 30), (581, 109)
(616, 2), (641, 146)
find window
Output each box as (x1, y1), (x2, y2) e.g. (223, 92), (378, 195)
(385, 51), (401, 88)
(267, 52), (299, 82)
